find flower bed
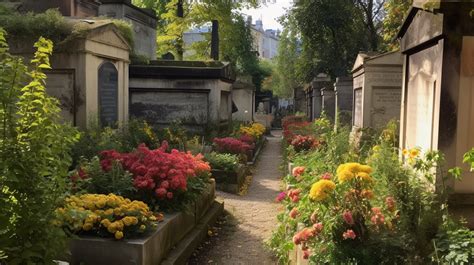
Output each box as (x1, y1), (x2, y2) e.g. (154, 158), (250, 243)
(269, 118), (474, 264)
(205, 152), (247, 194)
(67, 181), (219, 265)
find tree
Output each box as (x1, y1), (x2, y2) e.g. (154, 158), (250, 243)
(353, 0), (387, 51)
(382, 0), (412, 51)
(292, 0), (370, 79)
(263, 14), (301, 98)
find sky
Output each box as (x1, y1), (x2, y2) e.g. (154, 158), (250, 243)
(241, 0), (295, 31)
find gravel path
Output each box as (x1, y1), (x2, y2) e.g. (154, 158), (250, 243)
(188, 131), (283, 265)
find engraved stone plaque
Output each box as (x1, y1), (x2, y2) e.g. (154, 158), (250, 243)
(98, 62), (118, 127)
(371, 87), (402, 128)
(353, 88), (363, 127)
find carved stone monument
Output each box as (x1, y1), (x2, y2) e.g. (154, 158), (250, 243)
(397, 1), (474, 225)
(334, 76), (353, 126)
(305, 73), (331, 121)
(321, 87), (336, 121)
(351, 51), (403, 130)
(129, 61), (235, 134)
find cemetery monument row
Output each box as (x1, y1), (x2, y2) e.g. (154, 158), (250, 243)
(305, 73), (331, 121)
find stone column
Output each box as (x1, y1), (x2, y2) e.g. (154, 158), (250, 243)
(312, 74), (332, 120)
(334, 76), (353, 126)
(321, 87), (336, 121)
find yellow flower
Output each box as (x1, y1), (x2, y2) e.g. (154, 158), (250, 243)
(122, 216), (138, 226)
(139, 225), (146, 231)
(309, 179), (336, 201)
(402, 149), (409, 156)
(409, 148), (420, 158)
(101, 219), (111, 228)
(115, 231), (124, 240)
(372, 145), (380, 152)
(356, 172), (374, 182)
(358, 165), (373, 174)
(82, 222), (93, 231)
(345, 163), (361, 173)
(338, 170), (355, 182)
(336, 164), (347, 174)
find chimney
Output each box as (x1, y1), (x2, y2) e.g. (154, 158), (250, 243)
(211, 20), (219, 61)
(247, 15), (252, 26)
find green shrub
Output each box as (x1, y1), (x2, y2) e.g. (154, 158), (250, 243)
(71, 157), (136, 198)
(0, 29), (79, 263)
(205, 152), (240, 172)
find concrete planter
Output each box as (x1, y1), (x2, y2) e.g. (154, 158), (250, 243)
(68, 180), (217, 265)
(211, 164), (247, 194)
(246, 137), (266, 166)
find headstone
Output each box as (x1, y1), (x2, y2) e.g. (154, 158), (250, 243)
(98, 62), (119, 127)
(305, 73), (331, 121)
(321, 87), (336, 121)
(257, 102), (265, 114)
(398, 3), (474, 206)
(129, 61), (235, 134)
(351, 51), (403, 130)
(334, 76), (353, 126)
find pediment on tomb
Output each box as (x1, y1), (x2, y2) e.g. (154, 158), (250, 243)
(88, 26), (131, 51)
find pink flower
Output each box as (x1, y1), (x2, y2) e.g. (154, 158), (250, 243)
(313, 222), (323, 233)
(289, 208), (299, 219)
(342, 229), (356, 240)
(292, 166), (306, 177)
(342, 210), (355, 225)
(321, 172), (332, 180)
(275, 192), (287, 202)
(371, 207), (385, 225)
(385, 196), (396, 212)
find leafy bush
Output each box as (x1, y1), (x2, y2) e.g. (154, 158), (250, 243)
(433, 221), (474, 264)
(55, 194), (157, 240)
(205, 152), (240, 172)
(72, 119), (158, 166)
(0, 30), (79, 263)
(71, 157), (136, 198)
(99, 143), (211, 211)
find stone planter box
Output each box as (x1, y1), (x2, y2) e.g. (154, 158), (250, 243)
(211, 164), (247, 194)
(246, 137), (266, 165)
(68, 180), (217, 265)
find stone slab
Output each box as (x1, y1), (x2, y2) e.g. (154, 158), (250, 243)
(161, 201), (224, 265)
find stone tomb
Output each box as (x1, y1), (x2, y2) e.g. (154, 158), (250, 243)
(321, 87), (336, 121)
(334, 76), (353, 126)
(351, 51), (403, 130)
(305, 73), (331, 121)
(232, 76), (255, 122)
(129, 61), (235, 134)
(9, 19), (130, 128)
(397, 1), (474, 218)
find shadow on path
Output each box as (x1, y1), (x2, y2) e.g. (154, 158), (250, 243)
(188, 131), (283, 265)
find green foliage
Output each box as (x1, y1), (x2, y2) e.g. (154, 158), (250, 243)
(272, 116), (474, 264)
(382, 0), (413, 51)
(0, 29), (79, 263)
(263, 15), (300, 98)
(205, 152), (239, 172)
(463, 148), (474, 172)
(72, 157), (136, 198)
(433, 220), (474, 264)
(0, 8), (72, 45)
(72, 119), (158, 165)
(291, 0), (371, 78)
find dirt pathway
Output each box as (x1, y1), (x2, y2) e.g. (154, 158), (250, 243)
(188, 131), (283, 265)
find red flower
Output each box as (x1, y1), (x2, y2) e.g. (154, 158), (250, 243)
(292, 166), (306, 178)
(343, 229), (356, 240)
(342, 210), (355, 225)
